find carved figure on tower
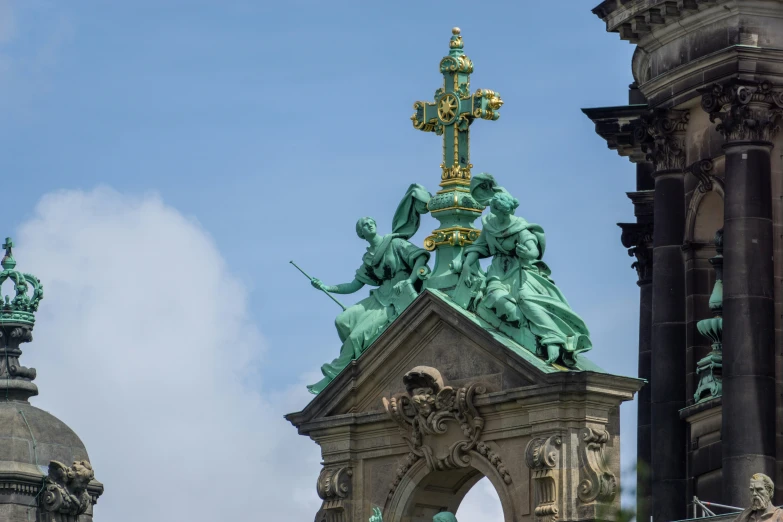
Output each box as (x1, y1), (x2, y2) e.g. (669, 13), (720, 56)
(455, 173), (592, 366)
(307, 217), (430, 394)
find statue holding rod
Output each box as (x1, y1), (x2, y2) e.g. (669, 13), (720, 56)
(305, 198), (431, 394)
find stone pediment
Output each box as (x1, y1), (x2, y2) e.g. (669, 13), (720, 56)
(287, 290), (614, 428)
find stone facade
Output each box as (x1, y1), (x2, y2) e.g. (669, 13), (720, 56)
(585, 0), (783, 519)
(287, 292), (642, 522)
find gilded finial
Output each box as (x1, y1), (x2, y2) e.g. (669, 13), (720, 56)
(449, 27), (463, 50)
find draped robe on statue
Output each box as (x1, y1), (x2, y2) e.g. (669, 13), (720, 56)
(465, 182), (591, 366)
(308, 235), (430, 394)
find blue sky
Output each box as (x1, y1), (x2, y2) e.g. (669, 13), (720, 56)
(0, 1), (641, 519)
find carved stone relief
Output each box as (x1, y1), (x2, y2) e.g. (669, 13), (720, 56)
(635, 109), (689, 172)
(525, 435), (563, 522)
(577, 428), (617, 504)
(383, 366), (510, 501)
(316, 466), (353, 522)
(39, 460), (95, 521)
(701, 81), (783, 143)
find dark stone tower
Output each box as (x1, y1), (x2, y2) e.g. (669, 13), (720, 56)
(585, 0), (783, 519)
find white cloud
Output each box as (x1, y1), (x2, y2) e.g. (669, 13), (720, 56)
(15, 187), (322, 521)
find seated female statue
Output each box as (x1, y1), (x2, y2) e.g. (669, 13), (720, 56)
(458, 174), (591, 367)
(308, 217), (430, 394)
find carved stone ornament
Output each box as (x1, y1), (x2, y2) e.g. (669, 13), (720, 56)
(383, 367), (509, 499)
(634, 109), (689, 172)
(618, 222), (653, 285)
(39, 460), (95, 518)
(525, 435), (563, 522)
(687, 158), (715, 193)
(700, 81), (783, 143)
(316, 466), (353, 522)
(577, 428), (617, 504)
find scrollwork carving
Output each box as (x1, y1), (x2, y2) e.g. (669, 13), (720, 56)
(317, 466), (352, 501)
(636, 109), (689, 172)
(577, 428), (617, 504)
(383, 367), (510, 501)
(316, 466), (353, 522)
(39, 460), (95, 519)
(700, 81), (783, 143)
(526, 435), (563, 522)
(687, 158), (715, 193)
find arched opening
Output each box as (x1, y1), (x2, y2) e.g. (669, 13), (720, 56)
(386, 452), (516, 522)
(456, 477), (503, 521)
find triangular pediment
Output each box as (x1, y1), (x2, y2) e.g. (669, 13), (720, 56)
(288, 290), (604, 426)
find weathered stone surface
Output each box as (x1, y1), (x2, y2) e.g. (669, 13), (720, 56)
(287, 291), (642, 522)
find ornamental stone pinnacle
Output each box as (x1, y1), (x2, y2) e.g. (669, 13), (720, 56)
(411, 28), (504, 289)
(0, 237), (44, 401)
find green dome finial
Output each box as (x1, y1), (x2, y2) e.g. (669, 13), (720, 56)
(0, 237), (43, 326)
(2, 238), (16, 270)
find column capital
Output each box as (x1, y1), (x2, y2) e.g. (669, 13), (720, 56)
(700, 81), (783, 143)
(618, 222), (654, 286)
(634, 109), (689, 172)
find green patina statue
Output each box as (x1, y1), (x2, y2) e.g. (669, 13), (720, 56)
(307, 217), (430, 394)
(455, 173), (592, 367)
(369, 507), (457, 522)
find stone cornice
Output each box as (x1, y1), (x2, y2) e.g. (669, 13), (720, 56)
(592, 0), (730, 44)
(289, 371), (643, 436)
(0, 468), (103, 505)
(627, 190), (655, 220)
(700, 80), (783, 142)
(638, 46), (783, 109)
(581, 104), (649, 163)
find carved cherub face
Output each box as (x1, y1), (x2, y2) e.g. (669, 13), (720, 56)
(411, 386), (436, 416)
(69, 461), (95, 492)
(750, 476), (773, 511)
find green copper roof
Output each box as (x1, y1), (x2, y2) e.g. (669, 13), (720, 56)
(427, 289), (608, 374)
(0, 238), (44, 326)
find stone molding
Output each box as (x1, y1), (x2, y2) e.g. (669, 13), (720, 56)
(701, 81), (783, 143)
(526, 435), (563, 522)
(577, 428), (617, 504)
(635, 109), (689, 172)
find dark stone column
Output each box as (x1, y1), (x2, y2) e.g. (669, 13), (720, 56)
(620, 215), (653, 522)
(638, 109), (689, 522)
(701, 82), (781, 507)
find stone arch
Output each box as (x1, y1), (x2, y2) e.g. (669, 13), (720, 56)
(685, 177), (724, 245)
(384, 450), (516, 522)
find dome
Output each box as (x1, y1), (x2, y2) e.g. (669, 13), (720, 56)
(0, 401), (90, 470)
